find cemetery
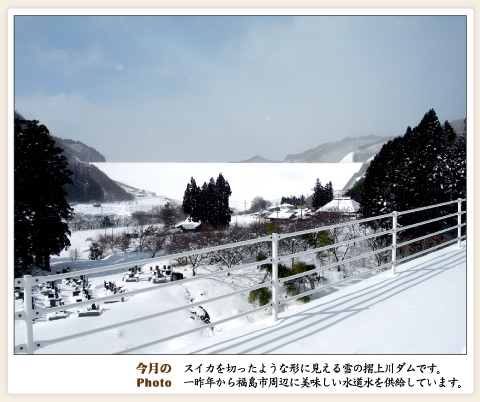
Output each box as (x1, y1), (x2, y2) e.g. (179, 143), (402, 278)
(19, 262), (187, 327)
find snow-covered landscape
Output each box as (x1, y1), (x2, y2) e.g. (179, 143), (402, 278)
(13, 161), (468, 356)
(10, 11), (472, 396)
(91, 162), (364, 210)
(14, 235), (467, 355)
(10, 176), (472, 393)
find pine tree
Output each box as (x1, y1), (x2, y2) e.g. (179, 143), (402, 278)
(359, 108), (466, 234)
(182, 177), (201, 221)
(14, 117), (73, 273)
(204, 178), (217, 226)
(323, 181), (334, 205)
(181, 173), (232, 228)
(311, 179), (323, 210)
(215, 173), (232, 227)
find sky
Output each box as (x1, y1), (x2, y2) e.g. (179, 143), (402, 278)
(13, 12), (467, 162)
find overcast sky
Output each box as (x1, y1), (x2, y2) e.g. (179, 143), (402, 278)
(13, 13), (467, 162)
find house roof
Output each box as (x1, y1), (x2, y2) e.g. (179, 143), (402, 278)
(267, 210), (297, 220)
(268, 203), (296, 211)
(175, 218), (202, 230)
(317, 197), (360, 213)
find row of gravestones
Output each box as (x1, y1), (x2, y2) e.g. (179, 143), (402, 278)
(40, 275), (91, 309)
(41, 280), (64, 308)
(148, 265), (184, 284)
(122, 265), (184, 284)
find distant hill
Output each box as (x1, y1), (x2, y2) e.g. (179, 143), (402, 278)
(241, 119), (465, 165)
(14, 111), (133, 204)
(284, 135), (394, 163)
(51, 138), (133, 203)
(61, 158), (134, 204)
(55, 138), (106, 163)
(237, 155), (278, 163)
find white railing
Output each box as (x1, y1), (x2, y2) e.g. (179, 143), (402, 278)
(14, 198), (466, 354)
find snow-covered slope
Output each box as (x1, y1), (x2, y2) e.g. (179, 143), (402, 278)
(175, 242), (467, 355)
(284, 135), (393, 163)
(14, 241), (466, 355)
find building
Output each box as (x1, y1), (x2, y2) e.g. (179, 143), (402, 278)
(316, 197), (360, 216)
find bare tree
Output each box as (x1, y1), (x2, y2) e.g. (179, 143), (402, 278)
(165, 232), (210, 276)
(143, 229), (167, 258)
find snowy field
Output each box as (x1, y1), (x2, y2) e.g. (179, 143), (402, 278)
(91, 162), (364, 211)
(72, 195), (171, 216)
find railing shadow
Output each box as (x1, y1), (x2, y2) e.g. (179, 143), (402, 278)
(183, 247), (465, 354)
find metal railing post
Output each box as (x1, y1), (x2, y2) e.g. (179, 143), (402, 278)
(391, 211), (397, 276)
(458, 198), (462, 248)
(271, 233), (279, 323)
(23, 275), (35, 354)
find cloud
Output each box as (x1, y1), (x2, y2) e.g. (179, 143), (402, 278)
(14, 15), (467, 163)
(34, 43), (110, 76)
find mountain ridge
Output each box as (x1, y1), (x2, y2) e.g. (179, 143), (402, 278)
(237, 118), (465, 164)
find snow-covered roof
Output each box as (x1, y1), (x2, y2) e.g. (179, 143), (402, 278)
(268, 203), (296, 211)
(267, 210), (297, 220)
(175, 218), (201, 230)
(317, 197), (360, 213)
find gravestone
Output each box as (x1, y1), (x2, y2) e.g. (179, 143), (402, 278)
(170, 272), (184, 282)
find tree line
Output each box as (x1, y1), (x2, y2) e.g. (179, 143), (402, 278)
(348, 108), (466, 239)
(182, 173), (232, 227)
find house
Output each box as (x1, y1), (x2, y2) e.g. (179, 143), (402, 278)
(267, 209), (297, 222)
(175, 218), (202, 232)
(268, 203), (295, 212)
(315, 197), (360, 216)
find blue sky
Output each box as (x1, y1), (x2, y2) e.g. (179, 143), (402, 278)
(14, 13), (467, 162)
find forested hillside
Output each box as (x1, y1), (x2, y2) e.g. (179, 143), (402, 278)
(353, 108), (466, 233)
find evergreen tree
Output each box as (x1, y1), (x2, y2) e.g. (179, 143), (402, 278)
(311, 179), (323, 210)
(311, 179), (333, 210)
(181, 173), (232, 227)
(215, 173), (232, 227)
(204, 178), (217, 226)
(446, 119), (467, 199)
(14, 117), (73, 273)
(345, 177), (365, 204)
(323, 181), (334, 205)
(182, 177), (200, 221)
(359, 108), (466, 234)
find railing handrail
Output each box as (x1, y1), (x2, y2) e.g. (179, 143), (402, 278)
(14, 198), (466, 354)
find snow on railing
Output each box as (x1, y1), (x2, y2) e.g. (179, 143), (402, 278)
(14, 198), (466, 354)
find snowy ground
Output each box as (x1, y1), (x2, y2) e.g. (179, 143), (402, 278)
(14, 226), (467, 355)
(12, 162), (468, 357)
(72, 194), (171, 217)
(175, 242), (467, 355)
(10, 241), (471, 395)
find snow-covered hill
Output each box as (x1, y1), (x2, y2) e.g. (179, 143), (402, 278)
(284, 135), (393, 163)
